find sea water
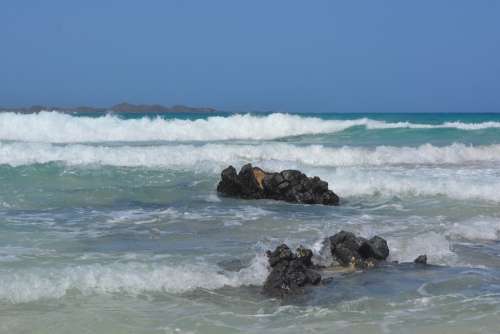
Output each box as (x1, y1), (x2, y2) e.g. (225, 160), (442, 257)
(1, 111), (500, 333)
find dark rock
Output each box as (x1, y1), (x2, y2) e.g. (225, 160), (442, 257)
(328, 231), (389, 268)
(266, 244), (294, 267)
(359, 236), (390, 260)
(414, 254), (427, 265)
(296, 245), (314, 267)
(260, 232), (433, 298)
(235, 164), (265, 198)
(263, 244), (321, 296)
(217, 164), (339, 205)
(216, 166), (241, 196)
(304, 268), (322, 285)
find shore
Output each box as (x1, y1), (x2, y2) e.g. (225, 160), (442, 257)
(0, 102), (217, 114)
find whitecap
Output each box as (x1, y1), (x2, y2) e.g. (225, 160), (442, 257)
(1, 112), (500, 143)
(2, 142), (500, 167)
(0, 255), (268, 304)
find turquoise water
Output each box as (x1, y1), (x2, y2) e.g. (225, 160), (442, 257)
(1, 111), (500, 333)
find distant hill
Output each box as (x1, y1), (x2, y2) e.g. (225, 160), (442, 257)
(0, 102), (218, 113)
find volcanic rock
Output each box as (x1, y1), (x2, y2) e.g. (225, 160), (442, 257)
(328, 231), (389, 268)
(414, 254), (428, 265)
(263, 244), (322, 296)
(217, 164), (339, 205)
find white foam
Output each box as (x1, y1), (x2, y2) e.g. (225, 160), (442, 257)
(0, 255), (268, 304)
(1, 112), (500, 143)
(368, 120), (500, 131)
(388, 232), (457, 265)
(448, 218), (500, 241)
(0, 112), (361, 143)
(1, 142), (499, 202)
(1, 142), (500, 168)
(319, 167), (500, 202)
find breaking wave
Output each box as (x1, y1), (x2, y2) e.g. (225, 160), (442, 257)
(326, 168), (500, 202)
(0, 255), (268, 303)
(1, 142), (500, 167)
(1, 112), (500, 143)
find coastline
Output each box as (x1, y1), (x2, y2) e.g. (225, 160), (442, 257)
(0, 102), (218, 114)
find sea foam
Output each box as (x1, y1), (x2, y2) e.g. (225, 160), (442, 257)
(1, 142), (500, 202)
(0, 255), (268, 303)
(326, 167), (500, 202)
(1, 112), (500, 143)
(1, 142), (500, 167)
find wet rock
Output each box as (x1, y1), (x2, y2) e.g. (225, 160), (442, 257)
(217, 164), (339, 205)
(263, 244), (321, 297)
(216, 164), (264, 199)
(328, 231), (389, 268)
(414, 254), (427, 265)
(296, 245), (314, 267)
(359, 236), (390, 260)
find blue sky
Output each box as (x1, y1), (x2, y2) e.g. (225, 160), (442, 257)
(1, 1), (499, 112)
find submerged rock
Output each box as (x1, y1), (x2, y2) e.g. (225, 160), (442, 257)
(217, 164), (339, 205)
(414, 254), (428, 265)
(263, 244), (321, 297)
(328, 231), (389, 268)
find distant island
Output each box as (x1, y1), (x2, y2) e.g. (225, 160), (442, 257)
(0, 102), (218, 113)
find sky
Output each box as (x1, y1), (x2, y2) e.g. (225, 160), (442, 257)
(1, 1), (500, 113)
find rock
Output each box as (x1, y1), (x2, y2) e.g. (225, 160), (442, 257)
(328, 231), (389, 268)
(296, 245), (314, 267)
(217, 164), (339, 205)
(414, 254), (427, 265)
(263, 244), (321, 296)
(260, 233), (431, 298)
(359, 236), (390, 260)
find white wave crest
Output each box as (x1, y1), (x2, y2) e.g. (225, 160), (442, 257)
(367, 120), (500, 131)
(325, 167), (500, 202)
(1, 142), (500, 168)
(1, 142), (500, 202)
(0, 255), (268, 304)
(1, 112), (500, 143)
(448, 218), (500, 241)
(0, 112), (362, 143)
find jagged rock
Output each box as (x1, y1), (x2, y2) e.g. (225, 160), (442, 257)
(328, 231), (389, 268)
(414, 254), (427, 265)
(260, 233), (433, 298)
(217, 164), (339, 205)
(263, 244), (321, 296)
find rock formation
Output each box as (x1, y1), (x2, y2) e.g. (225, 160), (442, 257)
(263, 244), (322, 296)
(328, 231), (390, 268)
(217, 164), (339, 205)
(261, 232), (434, 297)
(414, 254), (428, 264)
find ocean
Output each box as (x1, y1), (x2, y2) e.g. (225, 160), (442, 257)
(1, 111), (500, 333)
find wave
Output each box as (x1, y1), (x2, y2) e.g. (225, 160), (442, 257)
(0, 255), (268, 303)
(387, 232), (457, 265)
(1, 142), (500, 167)
(448, 218), (500, 241)
(366, 120), (500, 131)
(326, 168), (500, 202)
(1, 112), (500, 143)
(1, 142), (500, 202)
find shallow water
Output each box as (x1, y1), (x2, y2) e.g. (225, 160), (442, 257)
(1, 111), (500, 333)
